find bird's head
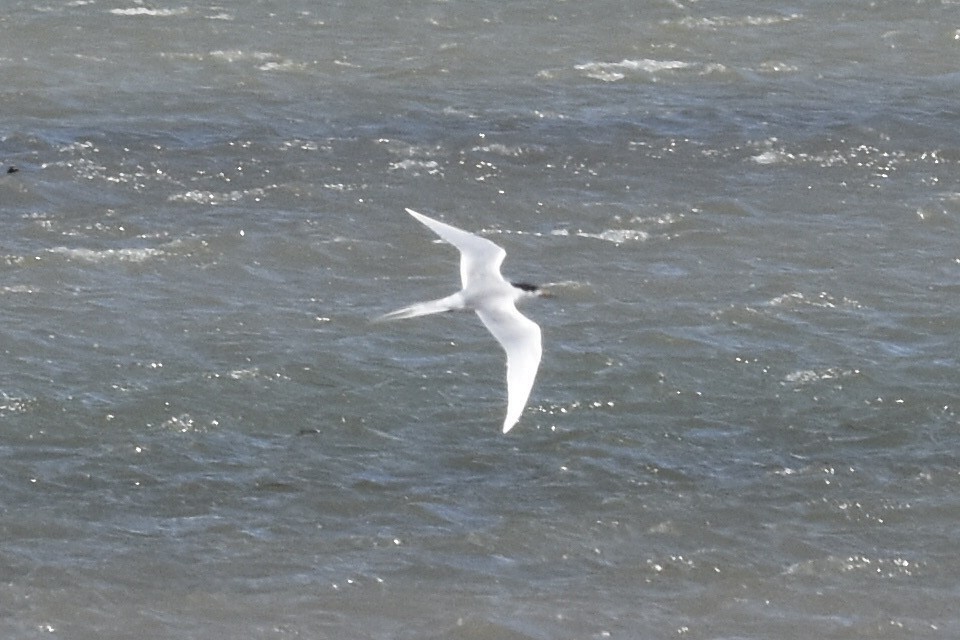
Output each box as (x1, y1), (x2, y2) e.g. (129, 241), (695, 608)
(511, 281), (551, 298)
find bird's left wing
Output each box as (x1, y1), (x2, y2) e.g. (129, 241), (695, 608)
(475, 301), (542, 433)
(405, 208), (506, 289)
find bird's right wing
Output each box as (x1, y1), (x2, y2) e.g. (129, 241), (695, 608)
(405, 208), (506, 289)
(475, 301), (542, 433)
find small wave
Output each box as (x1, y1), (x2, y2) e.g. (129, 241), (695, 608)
(110, 7), (189, 17)
(784, 553), (919, 579)
(540, 280), (591, 291)
(209, 49), (248, 63)
(47, 246), (166, 263)
(574, 59), (707, 82)
(280, 139), (324, 152)
(751, 150), (789, 165)
(575, 59), (689, 81)
(550, 228), (649, 244)
(767, 291), (862, 310)
(209, 50), (302, 71)
(757, 61), (800, 74)
(471, 143), (546, 158)
(258, 59), (309, 72)
(168, 186), (273, 205)
(387, 159), (442, 176)
(783, 367), (861, 385)
(228, 367), (260, 381)
(536, 399), (617, 421)
(674, 13), (803, 30)
(749, 138), (928, 173)
(0, 284), (37, 294)
(0, 392), (35, 415)
(158, 413), (200, 433)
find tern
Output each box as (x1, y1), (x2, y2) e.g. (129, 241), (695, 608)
(377, 208), (545, 433)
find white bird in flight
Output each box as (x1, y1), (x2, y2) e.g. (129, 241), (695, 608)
(377, 208), (545, 433)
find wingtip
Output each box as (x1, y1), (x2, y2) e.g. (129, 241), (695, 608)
(501, 419), (517, 434)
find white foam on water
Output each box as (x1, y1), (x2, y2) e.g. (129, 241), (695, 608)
(47, 246), (167, 263)
(574, 58), (692, 82)
(109, 7), (189, 17)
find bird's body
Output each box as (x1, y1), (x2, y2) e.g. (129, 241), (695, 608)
(378, 208), (544, 433)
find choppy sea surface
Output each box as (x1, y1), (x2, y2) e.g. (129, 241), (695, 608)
(3, 1), (960, 638)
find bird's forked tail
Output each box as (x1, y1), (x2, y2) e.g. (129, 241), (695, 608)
(373, 292), (466, 322)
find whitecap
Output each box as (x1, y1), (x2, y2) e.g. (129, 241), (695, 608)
(47, 246), (165, 263)
(767, 291), (861, 309)
(387, 159), (442, 176)
(551, 228), (649, 244)
(109, 7), (189, 17)
(258, 59), (308, 72)
(209, 49), (246, 63)
(575, 59), (691, 82)
(0, 392), (35, 415)
(0, 285), (37, 294)
(168, 187), (271, 205)
(675, 14), (802, 29)
(472, 143), (543, 157)
(751, 150), (788, 165)
(783, 367), (858, 383)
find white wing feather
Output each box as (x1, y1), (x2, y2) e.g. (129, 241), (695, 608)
(405, 208), (506, 289)
(475, 302), (542, 433)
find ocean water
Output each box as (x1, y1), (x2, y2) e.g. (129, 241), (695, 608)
(2, 1), (960, 638)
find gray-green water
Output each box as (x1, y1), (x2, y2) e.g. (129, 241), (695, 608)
(2, 1), (959, 638)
